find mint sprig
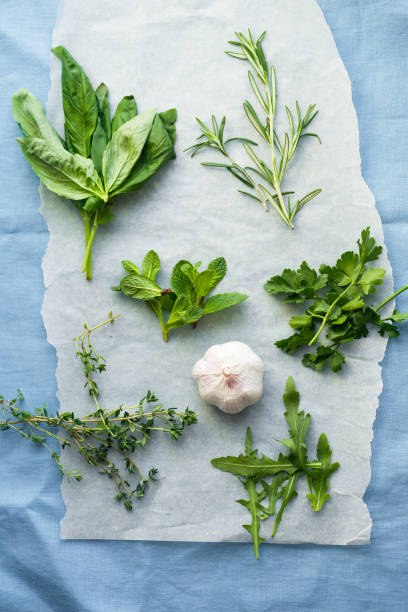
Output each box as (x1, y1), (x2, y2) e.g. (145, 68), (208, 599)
(212, 377), (339, 559)
(265, 228), (408, 372)
(113, 252), (248, 341)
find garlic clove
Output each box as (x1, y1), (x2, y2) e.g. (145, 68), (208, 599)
(192, 341), (264, 414)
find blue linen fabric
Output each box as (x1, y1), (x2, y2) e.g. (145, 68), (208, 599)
(0, 1), (407, 610)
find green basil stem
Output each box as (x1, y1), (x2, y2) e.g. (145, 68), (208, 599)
(83, 211), (93, 281)
(374, 284), (408, 312)
(82, 210), (100, 280)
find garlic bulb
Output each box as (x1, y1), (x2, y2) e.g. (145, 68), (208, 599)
(192, 341), (264, 414)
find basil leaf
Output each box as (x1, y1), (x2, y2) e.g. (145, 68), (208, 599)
(52, 46), (98, 157)
(102, 108), (156, 193)
(111, 95), (138, 134)
(159, 108), (177, 146)
(110, 113), (176, 197)
(142, 250), (160, 281)
(17, 137), (106, 200)
(12, 89), (64, 151)
(91, 83), (110, 175)
(95, 83), (111, 140)
(203, 292), (248, 314)
(119, 274), (162, 300)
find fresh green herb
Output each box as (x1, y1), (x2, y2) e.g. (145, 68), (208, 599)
(186, 29), (321, 229)
(265, 227), (408, 372)
(12, 46), (177, 280)
(112, 251), (248, 341)
(212, 377), (339, 558)
(0, 313), (197, 511)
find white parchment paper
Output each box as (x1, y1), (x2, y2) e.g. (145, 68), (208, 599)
(41, 0), (392, 544)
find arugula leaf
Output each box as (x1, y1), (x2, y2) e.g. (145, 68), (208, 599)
(307, 433), (339, 511)
(52, 46), (98, 157)
(271, 473), (301, 537)
(102, 109), (156, 192)
(114, 253), (247, 341)
(17, 137), (106, 201)
(212, 377), (339, 557)
(269, 228), (408, 372)
(111, 95), (138, 133)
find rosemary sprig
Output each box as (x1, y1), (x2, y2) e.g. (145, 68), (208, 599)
(186, 29), (322, 229)
(0, 313), (197, 511)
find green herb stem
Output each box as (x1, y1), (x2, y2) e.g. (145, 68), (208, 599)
(374, 284), (408, 312)
(308, 268), (362, 346)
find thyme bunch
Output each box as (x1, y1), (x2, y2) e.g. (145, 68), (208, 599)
(0, 314), (197, 511)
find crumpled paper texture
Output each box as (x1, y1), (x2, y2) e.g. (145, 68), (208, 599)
(40, 0), (392, 544)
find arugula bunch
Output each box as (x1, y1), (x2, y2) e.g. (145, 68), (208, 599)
(112, 251), (248, 341)
(12, 46), (177, 279)
(0, 314), (197, 511)
(212, 377), (338, 558)
(265, 228), (408, 372)
(186, 29), (321, 229)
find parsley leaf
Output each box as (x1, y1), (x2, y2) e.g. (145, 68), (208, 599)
(266, 228), (408, 372)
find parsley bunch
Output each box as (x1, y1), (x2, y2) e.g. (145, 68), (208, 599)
(186, 29), (321, 229)
(0, 314), (197, 511)
(212, 377), (338, 559)
(265, 228), (408, 372)
(12, 47), (177, 279)
(112, 251), (248, 341)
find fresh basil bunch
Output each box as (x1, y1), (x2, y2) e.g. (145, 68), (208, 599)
(12, 46), (177, 279)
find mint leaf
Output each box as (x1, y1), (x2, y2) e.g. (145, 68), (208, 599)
(121, 260), (141, 275)
(203, 292), (248, 314)
(119, 274), (162, 300)
(207, 257), (227, 291)
(142, 250), (160, 281)
(171, 260), (196, 304)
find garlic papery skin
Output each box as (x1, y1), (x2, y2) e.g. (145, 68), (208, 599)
(192, 342), (264, 414)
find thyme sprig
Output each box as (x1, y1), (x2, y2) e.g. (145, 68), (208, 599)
(186, 29), (321, 229)
(0, 314), (197, 511)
